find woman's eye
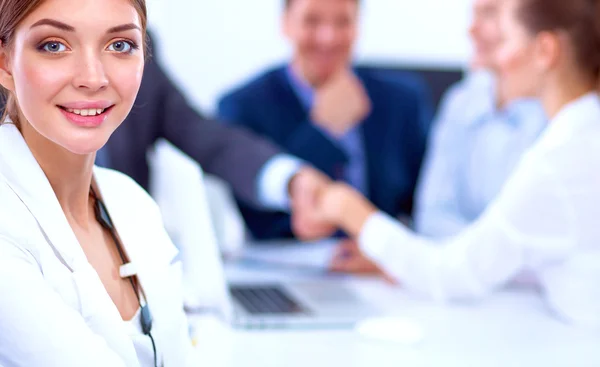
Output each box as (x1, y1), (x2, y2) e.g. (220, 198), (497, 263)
(107, 40), (133, 53)
(41, 41), (67, 53)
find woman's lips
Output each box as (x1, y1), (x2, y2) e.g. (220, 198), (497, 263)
(58, 105), (115, 127)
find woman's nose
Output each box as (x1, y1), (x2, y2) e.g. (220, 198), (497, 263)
(72, 53), (109, 92)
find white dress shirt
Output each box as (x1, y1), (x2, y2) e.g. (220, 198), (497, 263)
(414, 71), (547, 238)
(0, 124), (196, 366)
(359, 93), (600, 326)
(257, 154), (303, 210)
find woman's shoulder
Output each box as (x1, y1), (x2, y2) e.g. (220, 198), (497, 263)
(438, 70), (496, 119)
(94, 167), (157, 210)
(93, 167), (178, 262)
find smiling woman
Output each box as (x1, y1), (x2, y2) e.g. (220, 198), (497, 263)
(0, 0), (196, 366)
(0, 0), (146, 155)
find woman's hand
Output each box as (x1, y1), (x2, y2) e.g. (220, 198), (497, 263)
(318, 183), (378, 237)
(329, 240), (398, 284)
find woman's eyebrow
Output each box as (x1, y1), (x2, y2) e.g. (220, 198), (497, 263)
(107, 23), (141, 34)
(30, 19), (140, 34)
(30, 18), (75, 32)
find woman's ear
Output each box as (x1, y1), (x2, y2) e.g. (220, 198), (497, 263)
(0, 42), (15, 92)
(533, 31), (561, 74)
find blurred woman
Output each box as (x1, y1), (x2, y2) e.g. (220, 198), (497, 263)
(0, 0), (195, 365)
(414, 0), (547, 238)
(317, 0), (600, 326)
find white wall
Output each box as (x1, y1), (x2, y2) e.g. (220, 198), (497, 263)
(146, 0), (473, 114)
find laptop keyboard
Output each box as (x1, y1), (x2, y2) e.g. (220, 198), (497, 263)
(229, 285), (311, 315)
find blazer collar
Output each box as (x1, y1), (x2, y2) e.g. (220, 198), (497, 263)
(0, 124), (165, 273)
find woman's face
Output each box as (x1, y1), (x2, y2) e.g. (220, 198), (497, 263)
(0, 0), (144, 155)
(469, 0), (501, 69)
(495, 0), (540, 99)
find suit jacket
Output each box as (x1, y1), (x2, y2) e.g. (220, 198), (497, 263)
(103, 34), (281, 206)
(218, 66), (433, 239)
(0, 124), (195, 367)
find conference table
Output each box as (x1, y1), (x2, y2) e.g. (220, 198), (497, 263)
(188, 261), (600, 367)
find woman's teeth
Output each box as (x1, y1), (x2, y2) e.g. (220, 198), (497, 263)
(65, 108), (106, 116)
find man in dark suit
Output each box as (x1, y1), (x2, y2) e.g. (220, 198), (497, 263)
(217, 0), (433, 240)
(95, 33), (335, 239)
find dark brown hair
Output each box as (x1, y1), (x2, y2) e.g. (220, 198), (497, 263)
(515, 0), (600, 77)
(0, 0), (148, 127)
(284, 0), (359, 9)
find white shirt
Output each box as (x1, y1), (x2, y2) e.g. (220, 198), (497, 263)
(0, 124), (196, 366)
(359, 93), (600, 326)
(414, 71), (547, 237)
(256, 154), (303, 209)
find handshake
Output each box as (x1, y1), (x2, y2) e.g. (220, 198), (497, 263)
(288, 167), (393, 281)
(288, 166), (375, 240)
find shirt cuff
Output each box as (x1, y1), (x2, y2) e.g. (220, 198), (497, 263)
(358, 211), (412, 263)
(257, 154), (304, 211)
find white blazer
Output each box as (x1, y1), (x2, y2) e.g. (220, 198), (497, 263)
(0, 124), (196, 367)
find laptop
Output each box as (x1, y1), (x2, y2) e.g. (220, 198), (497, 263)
(148, 146), (382, 330)
(220, 240), (383, 329)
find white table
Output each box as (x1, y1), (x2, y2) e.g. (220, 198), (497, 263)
(188, 263), (600, 367)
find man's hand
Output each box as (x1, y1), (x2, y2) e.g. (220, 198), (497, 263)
(311, 69), (371, 137)
(329, 240), (398, 284)
(288, 167), (336, 240)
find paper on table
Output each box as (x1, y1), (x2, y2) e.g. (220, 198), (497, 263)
(234, 239), (340, 272)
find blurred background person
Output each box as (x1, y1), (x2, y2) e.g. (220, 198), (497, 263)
(217, 0), (433, 240)
(313, 0), (600, 326)
(414, 0), (547, 239)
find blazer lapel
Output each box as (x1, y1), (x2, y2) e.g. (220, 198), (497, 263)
(94, 169), (185, 365)
(274, 67), (310, 121)
(0, 124), (86, 270)
(94, 168), (178, 311)
(356, 73), (387, 203)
